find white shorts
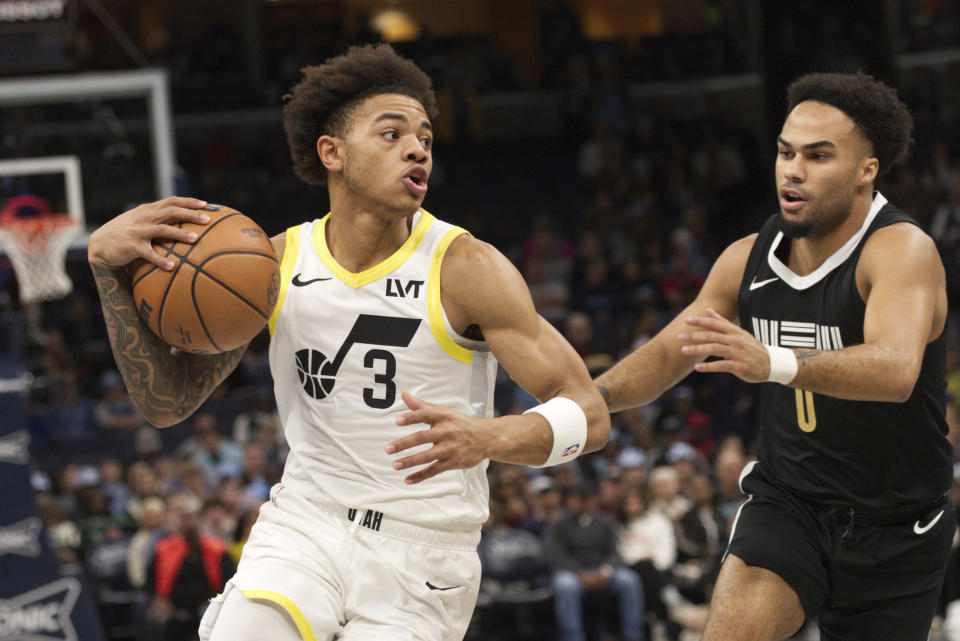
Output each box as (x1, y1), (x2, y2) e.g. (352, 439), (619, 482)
(221, 484), (482, 641)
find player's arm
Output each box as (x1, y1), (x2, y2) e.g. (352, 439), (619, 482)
(594, 234), (754, 412)
(89, 198), (278, 427)
(681, 224), (946, 401)
(387, 236), (610, 483)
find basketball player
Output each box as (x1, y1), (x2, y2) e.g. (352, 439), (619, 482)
(87, 45), (611, 641)
(596, 72), (954, 641)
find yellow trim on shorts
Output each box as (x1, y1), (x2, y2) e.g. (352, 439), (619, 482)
(313, 210), (435, 289)
(428, 227), (473, 365)
(241, 589), (317, 641)
(268, 226), (301, 336)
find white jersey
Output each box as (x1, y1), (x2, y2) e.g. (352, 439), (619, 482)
(267, 210), (497, 531)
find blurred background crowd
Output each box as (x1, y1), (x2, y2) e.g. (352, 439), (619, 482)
(2, 0), (960, 640)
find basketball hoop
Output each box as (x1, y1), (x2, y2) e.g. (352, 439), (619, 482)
(0, 197), (80, 304)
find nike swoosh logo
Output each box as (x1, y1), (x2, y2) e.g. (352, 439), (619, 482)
(913, 509), (945, 535)
(425, 581), (460, 591)
(292, 273), (332, 287)
(749, 276), (779, 291)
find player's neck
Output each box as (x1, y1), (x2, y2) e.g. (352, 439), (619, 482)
(325, 206), (414, 273)
(789, 189), (873, 274)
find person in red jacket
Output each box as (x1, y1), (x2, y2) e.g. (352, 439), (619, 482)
(146, 494), (235, 641)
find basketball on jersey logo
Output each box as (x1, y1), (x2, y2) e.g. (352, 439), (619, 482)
(295, 349), (337, 399)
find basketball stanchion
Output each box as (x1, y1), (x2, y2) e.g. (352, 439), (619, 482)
(0, 195), (81, 304)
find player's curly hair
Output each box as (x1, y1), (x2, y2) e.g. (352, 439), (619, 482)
(786, 72), (913, 177)
(283, 44), (438, 186)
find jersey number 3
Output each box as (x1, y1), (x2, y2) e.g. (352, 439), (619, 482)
(795, 389), (817, 432)
(295, 314), (421, 408)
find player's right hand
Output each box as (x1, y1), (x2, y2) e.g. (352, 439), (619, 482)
(87, 197), (210, 270)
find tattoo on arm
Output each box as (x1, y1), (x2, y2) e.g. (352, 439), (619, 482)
(597, 385), (611, 408)
(795, 349), (821, 369)
(91, 264), (246, 424)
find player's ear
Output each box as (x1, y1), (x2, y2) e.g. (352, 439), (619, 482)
(317, 135), (343, 174)
(858, 156), (878, 186)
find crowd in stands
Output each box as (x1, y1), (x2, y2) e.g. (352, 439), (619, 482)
(3, 2), (960, 641)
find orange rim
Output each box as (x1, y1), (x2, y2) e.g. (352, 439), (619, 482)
(0, 214), (77, 252)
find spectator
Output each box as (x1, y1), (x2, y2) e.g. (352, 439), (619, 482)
(618, 484), (676, 629)
(647, 465), (692, 523)
(99, 459), (131, 517)
(145, 494), (234, 641)
(215, 476), (244, 517)
(238, 442), (271, 508)
(564, 311), (613, 376)
(654, 417), (687, 466)
(128, 496), (167, 589)
(713, 446), (747, 527)
(524, 256), (571, 326)
(617, 446), (650, 489)
(153, 456), (181, 496)
(188, 413), (244, 486)
(200, 498), (236, 542)
(43, 377), (96, 444)
(93, 369), (144, 431)
(524, 474), (564, 536)
(35, 490), (81, 566)
(665, 441), (702, 495)
(179, 461), (210, 506)
(522, 214), (575, 284)
(476, 496), (553, 640)
(673, 474), (724, 605)
(124, 461), (159, 524)
(597, 467), (625, 518)
(545, 482), (645, 641)
(228, 509), (259, 566)
(73, 467), (131, 552)
(230, 386), (284, 455)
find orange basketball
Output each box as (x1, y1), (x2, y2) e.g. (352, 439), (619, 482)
(130, 205), (280, 354)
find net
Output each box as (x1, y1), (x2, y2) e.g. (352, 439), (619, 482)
(0, 210), (80, 304)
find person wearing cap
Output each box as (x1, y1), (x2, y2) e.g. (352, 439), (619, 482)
(616, 446), (649, 489)
(526, 474), (564, 536)
(666, 441), (701, 497)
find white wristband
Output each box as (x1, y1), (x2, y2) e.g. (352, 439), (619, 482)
(524, 397), (588, 468)
(765, 345), (798, 385)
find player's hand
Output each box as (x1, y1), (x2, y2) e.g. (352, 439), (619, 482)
(678, 308), (770, 383)
(88, 197), (211, 270)
(387, 391), (492, 484)
(146, 596), (173, 619)
(578, 569), (611, 591)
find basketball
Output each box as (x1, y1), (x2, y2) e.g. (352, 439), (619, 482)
(129, 205), (280, 354)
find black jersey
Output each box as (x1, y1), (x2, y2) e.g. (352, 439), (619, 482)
(737, 193), (951, 509)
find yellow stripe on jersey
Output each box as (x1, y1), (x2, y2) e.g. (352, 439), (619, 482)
(313, 210), (436, 288)
(268, 225), (301, 336)
(428, 227), (473, 365)
(241, 590), (317, 641)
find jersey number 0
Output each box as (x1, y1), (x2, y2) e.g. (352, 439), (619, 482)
(795, 389), (817, 432)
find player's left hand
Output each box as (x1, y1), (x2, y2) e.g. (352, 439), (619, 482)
(387, 391), (492, 484)
(678, 308), (770, 383)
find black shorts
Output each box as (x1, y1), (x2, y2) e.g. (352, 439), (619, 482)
(727, 462), (955, 641)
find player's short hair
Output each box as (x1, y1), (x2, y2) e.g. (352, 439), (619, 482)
(283, 43), (438, 186)
(786, 72), (913, 177)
